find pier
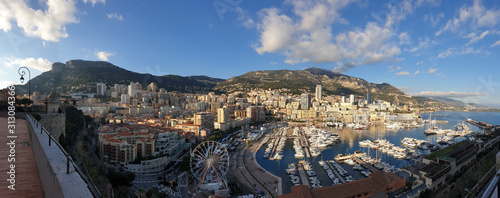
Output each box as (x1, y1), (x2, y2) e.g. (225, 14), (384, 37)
(466, 118), (492, 130)
(269, 137), (281, 159)
(325, 161), (346, 183)
(297, 163), (310, 187)
(299, 130), (312, 158)
(351, 156), (380, 173)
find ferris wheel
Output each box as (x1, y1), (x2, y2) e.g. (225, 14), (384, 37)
(190, 141), (230, 190)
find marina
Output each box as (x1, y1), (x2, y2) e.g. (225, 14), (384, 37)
(256, 111), (500, 194)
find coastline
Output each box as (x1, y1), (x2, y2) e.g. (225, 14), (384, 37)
(248, 136), (283, 196)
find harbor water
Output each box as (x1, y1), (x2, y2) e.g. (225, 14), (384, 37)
(256, 111), (500, 194)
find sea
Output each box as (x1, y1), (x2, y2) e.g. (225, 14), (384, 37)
(256, 111), (500, 194)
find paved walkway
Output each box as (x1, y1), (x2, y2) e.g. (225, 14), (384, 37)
(244, 136), (283, 197)
(0, 116), (43, 198)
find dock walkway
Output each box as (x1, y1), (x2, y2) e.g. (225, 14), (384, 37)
(352, 156), (380, 173)
(325, 161), (346, 183)
(297, 164), (310, 187)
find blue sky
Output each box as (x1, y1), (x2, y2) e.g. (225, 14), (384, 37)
(0, 0), (500, 106)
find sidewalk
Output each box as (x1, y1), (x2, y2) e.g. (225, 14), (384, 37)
(0, 115), (43, 197)
(243, 138), (282, 197)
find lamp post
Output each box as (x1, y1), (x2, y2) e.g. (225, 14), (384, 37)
(18, 66), (31, 108)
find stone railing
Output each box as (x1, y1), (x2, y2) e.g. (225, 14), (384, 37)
(26, 113), (100, 198)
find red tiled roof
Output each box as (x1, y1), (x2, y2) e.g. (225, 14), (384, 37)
(279, 172), (404, 198)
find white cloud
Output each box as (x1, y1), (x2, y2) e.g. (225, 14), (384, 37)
(269, 61), (277, 65)
(424, 13), (444, 26)
(410, 91), (488, 98)
(437, 48), (455, 58)
(438, 46), (482, 58)
(407, 37), (436, 53)
(414, 70), (420, 75)
(399, 32), (411, 45)
(95, 51), (115, 61)
(236, 7), (254, 28)
(427, 68), (438, 73)
(437, 0), (500, 36)
(466, 30), (489, 45)
(396, 71), (410, 76)
(254, 8), (295, 55)
(107, 13), (123, 21)
(460, 47), (482, 55)
(491, 40), (500, 47)
(416, 61), (423, 65)
(4, 57), (52, 72)
(0, 81), (16, 89)
(254, 0), (402, 73)
(395, 66), (402, 70)
(82, 0), (105, 7)
(0, 0), (78, 42)
(427, 67), (446, 77)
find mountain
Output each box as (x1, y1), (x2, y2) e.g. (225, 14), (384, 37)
(15, 61), (492, 110)
(15, 60), (224, 95)
(215, 67), (414, 104)
(425, 97), (493, 109)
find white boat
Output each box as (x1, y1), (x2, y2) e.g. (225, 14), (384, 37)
(344, 159), (356, 166)
(294, 152), (304, 158)
(311, 183), (323, 188)
(361, 170), (371, 177)
(385, 122), (403, 130)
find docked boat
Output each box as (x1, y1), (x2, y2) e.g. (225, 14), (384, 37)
(311, 183), (323, 188)
(385, 122), (404, 130)
(361, 170), (371, 177)
(307, 170), (316, 176)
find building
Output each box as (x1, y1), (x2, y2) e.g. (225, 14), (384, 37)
(366, 93), (371, 104)
(0, 88), (11, 105)
(350, 94), (355, 104)
(234, 109), (246, 118)
(128, 82), (134, 96)
(154, 132), (183, 156)
(300, 93), (311, 110)
(148, 82), (158, 92)
(121, 94), (130, 104)
(217, 108), (229, 123)
(279, 172), (405, 198)
(246, 106), (265, 122)
(32, 91), (40, 103)
(114, 84), (123, 95)
(97, 82), (106, 95)
(420, 141), (478, 191)
(315, 85), (322, 101)
(44, 93), (61, 114)
(98, 130), (156, 165)
(194, 112), (214, 134)
(124, 156), (170, 174)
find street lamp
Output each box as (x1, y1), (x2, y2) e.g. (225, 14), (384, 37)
(465, 188), (476, 198)
(18, 66), (31, 104)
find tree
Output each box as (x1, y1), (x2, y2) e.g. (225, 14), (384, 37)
(108, 168), (135, 187)
(179, 156), (191, 172)
(16, 98), (33, 107)
(30, 113), (42, 121)
(135, 187), (146, 198)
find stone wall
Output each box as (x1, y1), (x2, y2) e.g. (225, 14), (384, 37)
(26, 115), (94, 198)
(39, 113), (65, 140)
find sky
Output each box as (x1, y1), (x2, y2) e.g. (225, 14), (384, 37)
(0, 0), (499, 106)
